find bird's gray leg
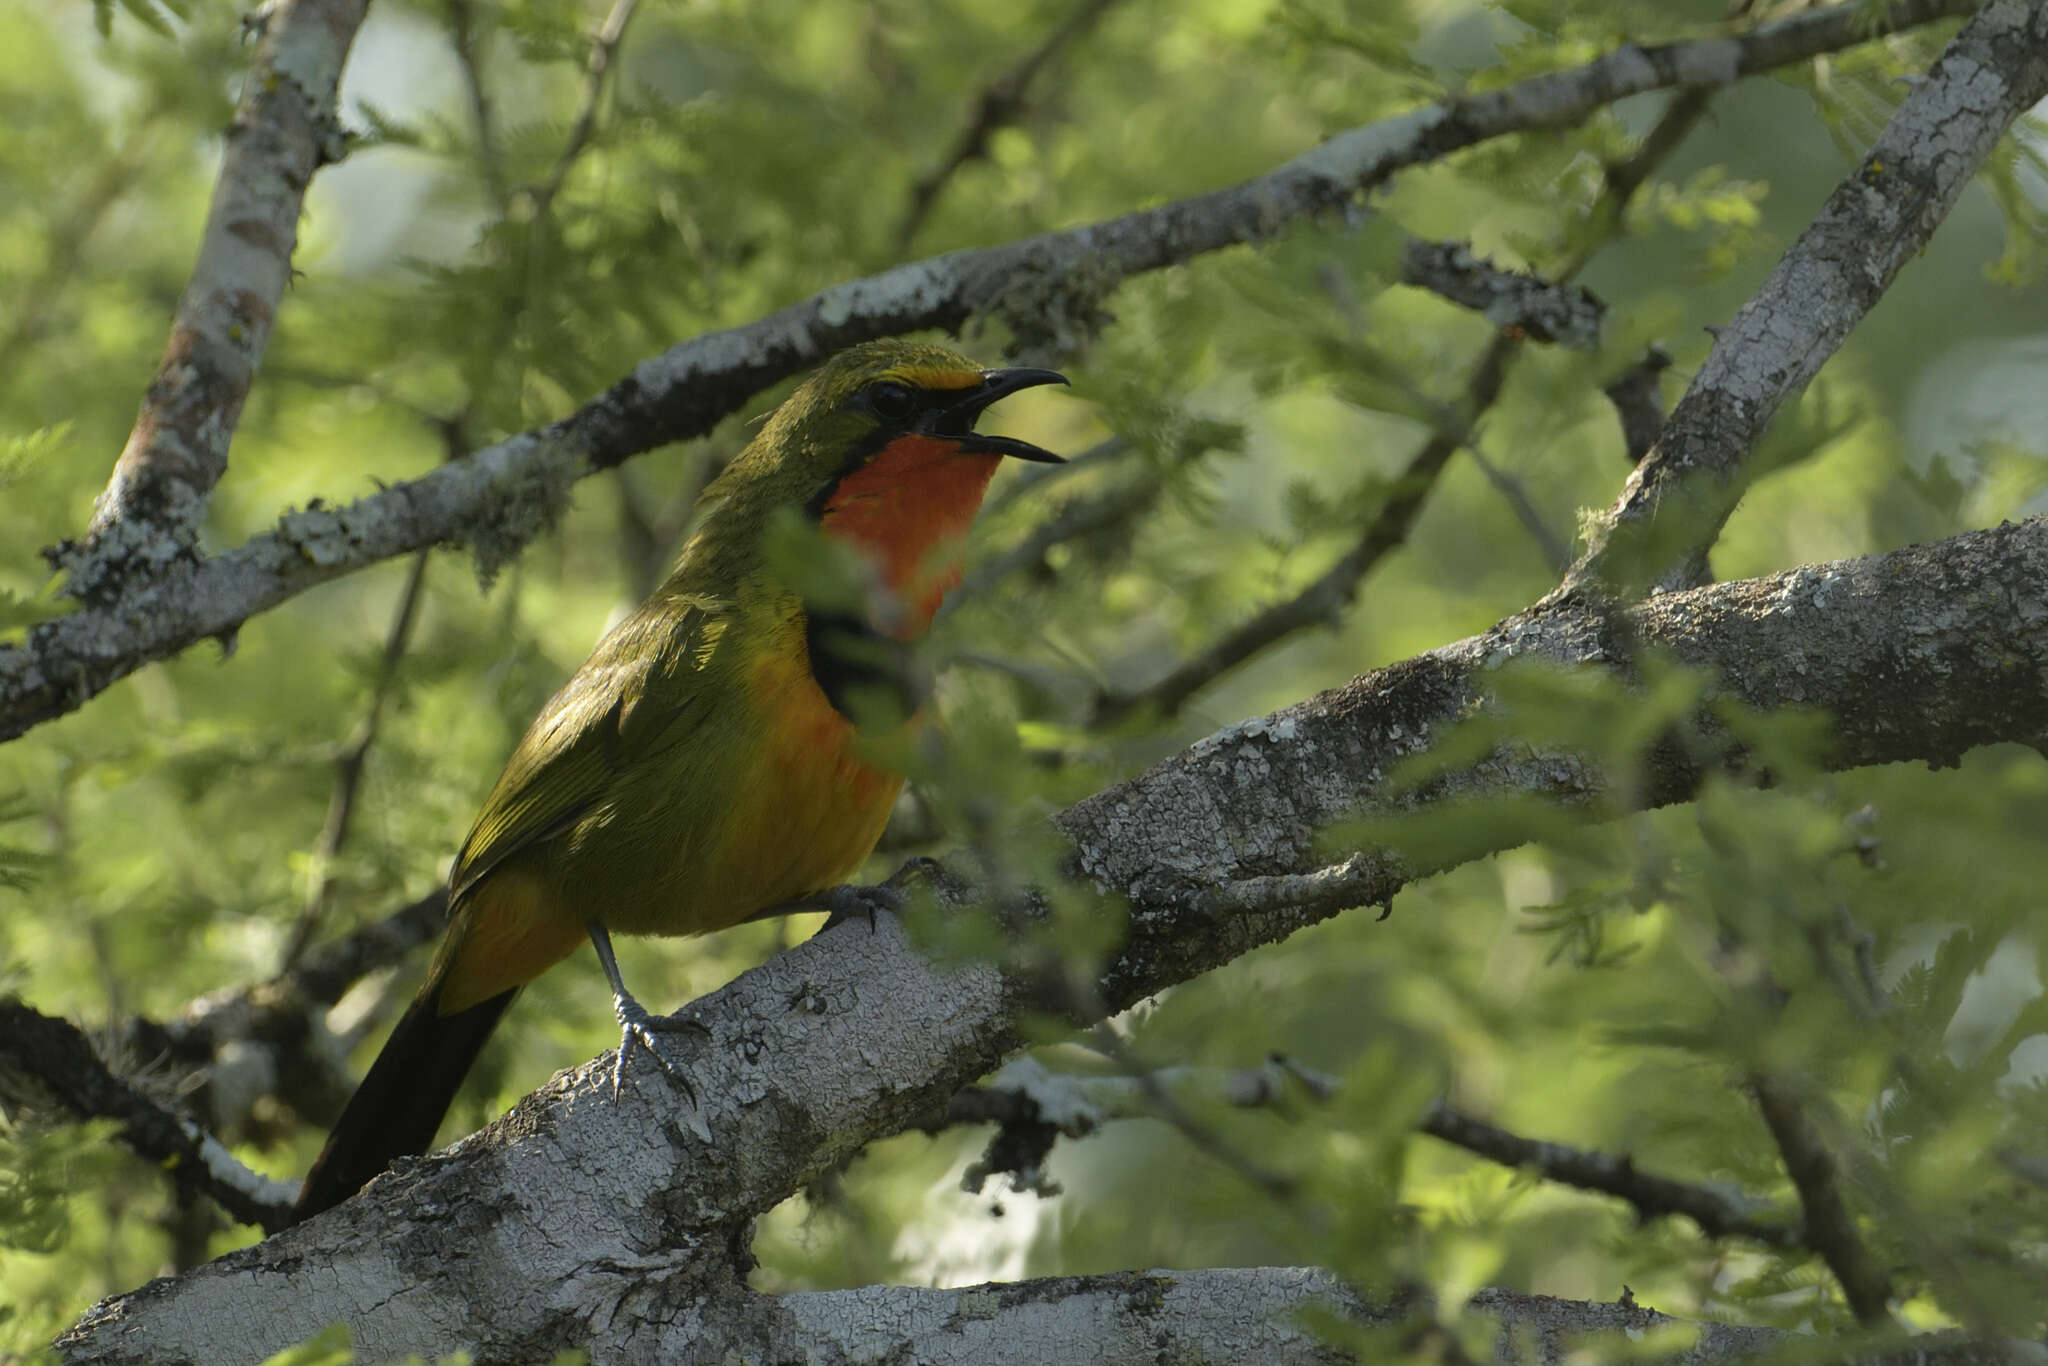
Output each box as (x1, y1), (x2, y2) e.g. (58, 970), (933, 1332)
(588, 922), (701, 1101)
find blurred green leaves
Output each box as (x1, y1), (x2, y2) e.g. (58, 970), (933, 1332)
(6, 0), (2048, 1349)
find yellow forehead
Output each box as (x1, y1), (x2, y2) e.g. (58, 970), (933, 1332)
(887, 364), (985, 390)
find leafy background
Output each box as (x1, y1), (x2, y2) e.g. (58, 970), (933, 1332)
(3, 0), (2046, 1351)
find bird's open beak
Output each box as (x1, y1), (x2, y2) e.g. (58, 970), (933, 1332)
(930, 367), (1068, 463)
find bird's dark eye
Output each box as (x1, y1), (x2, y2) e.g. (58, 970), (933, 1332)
(866, 380), (917, 422)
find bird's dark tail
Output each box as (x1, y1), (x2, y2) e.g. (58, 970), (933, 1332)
(292, 979), (517, 1223)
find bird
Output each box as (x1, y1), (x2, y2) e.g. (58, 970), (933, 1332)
(292, 339), (1067, 1221)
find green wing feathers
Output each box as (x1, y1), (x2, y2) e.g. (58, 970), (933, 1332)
(449, 594), (733, 905)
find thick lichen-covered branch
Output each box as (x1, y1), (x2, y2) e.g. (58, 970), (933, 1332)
(56, 514), (2048, 1363)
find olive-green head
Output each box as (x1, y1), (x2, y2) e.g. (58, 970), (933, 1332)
(716, 339), (1067, 516)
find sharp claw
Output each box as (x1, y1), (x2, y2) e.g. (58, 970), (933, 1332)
(817, 881), (905, 934)
(610, 994), (702, 1106)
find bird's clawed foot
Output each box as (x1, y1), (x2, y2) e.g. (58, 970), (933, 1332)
(808, 857), (949, 931)
(610, 989), (704, 1103)
(811, 881), (904, 933)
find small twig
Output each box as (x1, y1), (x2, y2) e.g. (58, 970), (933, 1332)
(1398, 240), (1605, 347)
(280, 414), (469, 970)
(939, 1055), (1339, 1134)
(0, 113), (160, 378)
(1090, 334), (1520, 728)
(955, 470), (1160, 605)
(524, 0), (643, 218)
(980, 436), (1133, 519)
(936, 1053), (1807, 1257)
(1190, 851), (1398, 922)
(119, 888), (449, 1139)
(277, 550), (431, 970)
(1602, 346), (1674, 466)
(1749, 1072), (1893, 1324)
(1464, 447), (1574, 572)
(0, 999), (297, 1232)
(896, 0), (1123, 248)
(1421, 1101), (1805, 1249)
(446, 0), (508, 208)
(615, 442), (726, 600)
(1560, 88), (1717, 280)
(1088, 1024), (1305, 1204)
(285, 888), (450, 1011)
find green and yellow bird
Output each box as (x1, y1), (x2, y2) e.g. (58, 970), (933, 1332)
(294, 339), (1066, 1220)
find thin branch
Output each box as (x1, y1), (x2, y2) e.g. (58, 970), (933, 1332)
(956, 469), (1160, 603)
(523, 0), (643, 218)
(446, 0), (508, 209)
(980, 435), (1132, 518)
(1420, 1101), (1804, 1249)
(939, 1058), (1806, 1251)
(77, 0), (368, 585)
(897, 0), (1124, 249)
(277, 550), (432, 970)
(1465, 447), (1575, 572)
(1087, 1025), (1306, 1205)
(1089, 333), (1521, 728)
(1190, 851), (1394, 921)
(1602, 346), (1675, 466)
(1087, 83), (1714, 726)
(123, 890), (449, 1134)
(0, 998), (297, 1232)
(4, 0), (1972, 744)
(1567, 0), (2048, 596)
(1399, 241), (1604, 346)
(1748, 1073), (1893, 1324)
(0, 112), (161, 378)
(942, 1055), (1339, 1133)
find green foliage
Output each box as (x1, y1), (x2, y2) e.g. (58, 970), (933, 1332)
(4, 0), (2048, 1352)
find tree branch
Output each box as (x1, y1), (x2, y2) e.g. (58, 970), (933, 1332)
(54, 512), (2048, 1361)
(522, 0), (643, 219)
(278, 549), (431, 969)
(1749, 1072), (1893, 1323)
(0, 999), (296, 1232)
(73, 0), (367, 588)
(1419, 1101), (1803, 1249)
(123, 889), (449, 1136)
(1566, 0), (2048, 596)
(1087, 80), (1711, 726)
(1, 0), (1973, 745)
(896, 0), (1125, 249)
(1603, 345), (1674, 466)
(1089, 331), (1521, 728)
(446, 0), (508, 209)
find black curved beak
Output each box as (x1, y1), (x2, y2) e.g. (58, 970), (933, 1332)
(927, 367), (1069, 463)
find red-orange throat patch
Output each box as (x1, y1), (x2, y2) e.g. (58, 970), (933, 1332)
(820, 435), (1001, 635)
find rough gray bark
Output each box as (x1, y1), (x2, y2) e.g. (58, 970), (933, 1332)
(56, 515), (2048, 1365)
(1569, 0), (2048, 594)
(0, 0), (1974, 744)
(75, 0), (368, 588)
